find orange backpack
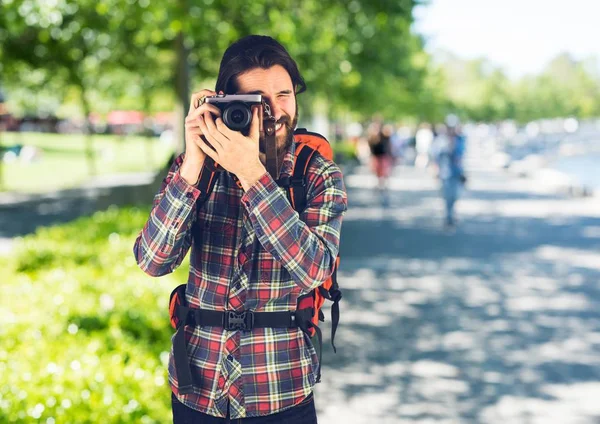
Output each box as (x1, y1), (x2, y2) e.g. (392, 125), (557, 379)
(283, 129), (342, 351)
(169, 129), (341, 393)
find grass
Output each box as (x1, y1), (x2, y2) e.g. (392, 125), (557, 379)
(0, 131), (358, 194)
(0, 132), (176, 193)
(0, 206), (189, 423)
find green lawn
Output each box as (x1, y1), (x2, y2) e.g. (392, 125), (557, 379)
(0, 132), (176, 193)
(0, 206), (189, 423)
(0, 132), (359, 194)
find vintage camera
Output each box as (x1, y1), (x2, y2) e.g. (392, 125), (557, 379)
(205, 94), (262, 133)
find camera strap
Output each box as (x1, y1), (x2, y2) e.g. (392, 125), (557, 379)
(262, 102), (279, 179)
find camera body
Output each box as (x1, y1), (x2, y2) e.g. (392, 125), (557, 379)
(205, 94), (262, 133)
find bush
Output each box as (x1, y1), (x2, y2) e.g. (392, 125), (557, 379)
(0, 206), (189, 423)
(332, 140), (358, 164)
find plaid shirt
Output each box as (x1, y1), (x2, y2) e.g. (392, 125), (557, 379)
(133, 142), (347, 418)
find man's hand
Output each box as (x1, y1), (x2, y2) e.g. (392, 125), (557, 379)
(196, 106), (267, 191)
(180, 89), (221, 185)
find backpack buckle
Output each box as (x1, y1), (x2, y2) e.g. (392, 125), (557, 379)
(223, 310), (254, 331)
(276, 177), (306, 187)
(290, 177), (306, 187)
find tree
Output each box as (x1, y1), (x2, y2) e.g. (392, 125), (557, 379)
(1, 0), (429, 154)
(1, 0), (120, 175)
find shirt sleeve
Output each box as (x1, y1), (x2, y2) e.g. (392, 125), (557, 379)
(241, 158), (348, 291)
(133, 154), (203, 277)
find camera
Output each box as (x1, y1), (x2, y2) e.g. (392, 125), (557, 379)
(205, 94), (262, 133)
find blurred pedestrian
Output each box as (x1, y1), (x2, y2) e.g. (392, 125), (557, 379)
(415, 122), (434, 168)
(367, 121), (394, 198)
(432, 124), (466, 229)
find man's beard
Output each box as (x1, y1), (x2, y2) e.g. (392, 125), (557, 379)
(259, 110), (298, 164)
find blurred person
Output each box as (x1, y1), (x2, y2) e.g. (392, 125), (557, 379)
(134, 35), (347, 423)
(415, 122), (434, 168)
(390, 125), (414, 165)
(432, 124), (466, 230)
(367, 120), (394, 198)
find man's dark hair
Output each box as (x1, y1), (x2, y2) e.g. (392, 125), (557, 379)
(215, 35), (306, 95)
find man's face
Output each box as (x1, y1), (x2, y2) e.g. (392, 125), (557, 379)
(235, 65), (298, 161)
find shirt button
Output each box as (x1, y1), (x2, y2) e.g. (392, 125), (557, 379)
(227, 354), (234, 361)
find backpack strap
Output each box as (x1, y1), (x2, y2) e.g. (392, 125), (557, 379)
(277, 143), (317, 212)
(195, 162), (219, 203)
(318, 256), (342, 353)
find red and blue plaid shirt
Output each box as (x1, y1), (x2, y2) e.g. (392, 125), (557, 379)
(133, 142), (347, 418)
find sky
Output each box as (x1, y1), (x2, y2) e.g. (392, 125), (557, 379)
(413, 0), (600, 78)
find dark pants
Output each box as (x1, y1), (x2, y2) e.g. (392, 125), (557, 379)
(171, 392), (318, 424)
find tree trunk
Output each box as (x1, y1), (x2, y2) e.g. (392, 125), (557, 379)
(175, 30), (190, 155)
(79, 86), (96, 177)
(0, 120), (3, 190)
(0, 88), (4, 189)
(143, 88), (154, 169)
(311, 98), (330, 141)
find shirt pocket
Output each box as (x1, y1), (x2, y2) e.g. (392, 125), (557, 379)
(256, 251), (292, 284)
(254, 256), (302, 304)
(194, 206), (237, 249)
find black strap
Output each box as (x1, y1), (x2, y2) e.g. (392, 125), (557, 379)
(292, 145), (314, 212)
(188, 309), (298, 330)
(308, 322), (323, 383)
(172, 306), (311, 394)
(294, 308), (324, 383)
(318, 282), (341, 354)
(264, 117), (279, 179)
(196, 164), (219, 203)
(173, 306), (195, 394)
(277, 144), (315, 212)
(329, 266), (341, 353)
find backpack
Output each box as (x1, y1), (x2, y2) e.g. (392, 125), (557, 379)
(169, 128), (342, 393)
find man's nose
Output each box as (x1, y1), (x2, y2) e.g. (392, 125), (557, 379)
(266, 100), (283, 121)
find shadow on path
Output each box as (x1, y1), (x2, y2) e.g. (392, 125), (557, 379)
(316, 167), (600, 423)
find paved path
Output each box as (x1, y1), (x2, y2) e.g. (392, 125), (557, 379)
(0, 172), (158, 254)
(315, 164), (600, 424)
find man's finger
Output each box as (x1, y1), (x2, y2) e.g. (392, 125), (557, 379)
(186, 127), (204, 136)
(214, 117), (236, 139)
(196, 137), (219, 162)
(189, 90), (216, 113)
(203, 113), (230, 148)
(198, 115), (224, 152)
(188, 104), (221, 120)
(249, 107), (260, 142)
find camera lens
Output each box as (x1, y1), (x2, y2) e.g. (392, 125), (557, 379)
(231, 109), (244, 124)
(223, 102), (252, 131)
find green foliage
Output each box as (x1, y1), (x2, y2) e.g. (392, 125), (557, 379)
(0, 0), (424, 122)
(332, 140), (359, 163)
(435, 51), (600, 123)
(6, 1), (598, 126)
(0, 206), (190, 423)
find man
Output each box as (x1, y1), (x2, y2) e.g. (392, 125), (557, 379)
(133, 35), (347, 423)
